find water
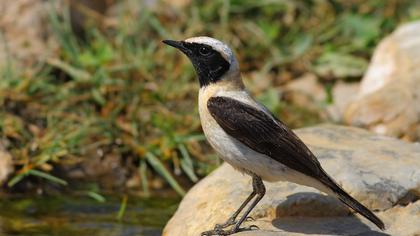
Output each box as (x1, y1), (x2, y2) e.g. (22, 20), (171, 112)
(0, 194), (179, 236)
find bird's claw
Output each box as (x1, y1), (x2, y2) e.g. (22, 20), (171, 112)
(201, 228), (234, 236)
(214, 218), (236, 229)
(201, 224), (259, 235)
(245, 216), (255, 222)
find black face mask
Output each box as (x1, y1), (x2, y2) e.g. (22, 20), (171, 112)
(163, 40), (231, 87)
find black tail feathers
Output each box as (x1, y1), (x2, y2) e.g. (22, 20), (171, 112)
(321, 175), (385, 230)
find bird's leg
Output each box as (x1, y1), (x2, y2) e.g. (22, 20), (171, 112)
(229, 175), (265, 233)
(214, 189), (256, 229)
(201, 174), (265, 236)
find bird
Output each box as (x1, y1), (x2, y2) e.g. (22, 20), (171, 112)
(163, 36), (385, 235)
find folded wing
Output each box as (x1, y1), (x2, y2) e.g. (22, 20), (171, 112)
(207, 96), (322, 179)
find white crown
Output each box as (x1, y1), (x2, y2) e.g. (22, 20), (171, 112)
(184, 36), (236, 65)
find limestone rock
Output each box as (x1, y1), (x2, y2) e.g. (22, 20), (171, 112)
(163, 125), (420, 236)
(344, 21), (420, 141)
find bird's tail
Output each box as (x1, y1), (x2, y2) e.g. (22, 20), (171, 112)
(320, 174), (385, 230)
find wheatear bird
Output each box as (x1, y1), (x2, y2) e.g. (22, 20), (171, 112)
(163, 36), (385, 235)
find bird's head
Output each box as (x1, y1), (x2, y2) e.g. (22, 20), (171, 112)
(163, 36), (240, 88)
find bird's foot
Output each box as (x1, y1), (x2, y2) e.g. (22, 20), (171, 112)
(214, 217), (236, 229)
(213, 216), (254, 230)
(201, 228), (234, 236)
(201, 225), (259, 236)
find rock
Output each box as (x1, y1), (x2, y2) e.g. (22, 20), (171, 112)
(280, 74), (361, 124)
(0, 0), (58, 70)
(281, 74), (327, 119)
(344, 21), (420, 141)
(163, 125), (420, 236)
(326, 81), (360, 122)
(283, 74), (326, 106)
(0, 144), (14, 185)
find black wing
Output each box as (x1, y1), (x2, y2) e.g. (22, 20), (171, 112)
(207, 96), (322, 178)
(207, 96), (385, 230)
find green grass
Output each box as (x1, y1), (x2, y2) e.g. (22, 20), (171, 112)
(0, 0), (419, 195)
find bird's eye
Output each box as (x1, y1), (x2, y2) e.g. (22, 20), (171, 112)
(199, 46), (211, 56)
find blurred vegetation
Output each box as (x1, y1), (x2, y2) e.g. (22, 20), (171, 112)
(0, 0), (419, 196)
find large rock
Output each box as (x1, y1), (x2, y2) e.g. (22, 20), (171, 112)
(344, 21), (420, 141)
(163, 125), (420, 236)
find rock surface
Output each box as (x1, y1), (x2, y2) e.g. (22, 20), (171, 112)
(344, 21), (420, 141)
(326, 81), (360, 122)
(163, 125), (420, 236)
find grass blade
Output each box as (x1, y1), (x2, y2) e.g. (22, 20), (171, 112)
(145, 152), (185, 196)
(46, 58), (90, 81)
(86, 191), (106, 203)
(27, 169), (68, 186)
(178, 144), (198, 182)
(7, 173), (26, 187)
(116, 195), (128, 221)
(48, 2), (80, 62)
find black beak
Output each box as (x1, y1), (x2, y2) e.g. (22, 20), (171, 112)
(162, 40), (191, 55)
